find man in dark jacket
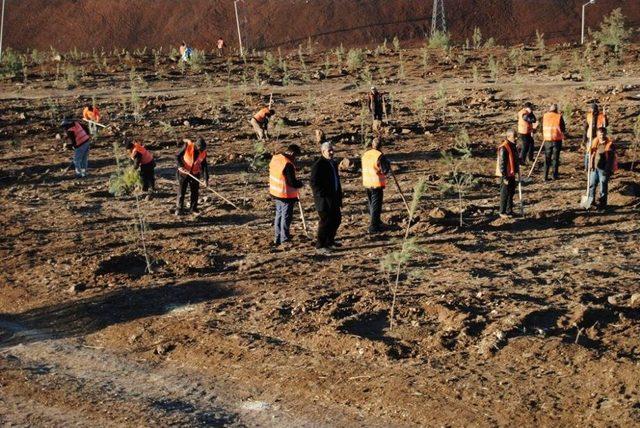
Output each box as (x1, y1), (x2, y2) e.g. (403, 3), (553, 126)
(497, 130), (520, 218)
(269, 144), (304, 247)
(310, 142), (343, 255)
(176, 137), (209, 215)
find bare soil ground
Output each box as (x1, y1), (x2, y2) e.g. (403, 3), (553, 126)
(1, 42), (640, 426)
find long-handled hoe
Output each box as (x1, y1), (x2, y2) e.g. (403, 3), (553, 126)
(178, 169), (240, 209)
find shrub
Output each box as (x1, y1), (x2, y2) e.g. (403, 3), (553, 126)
(472, 27), (482, 49)
(548, 55), (565, 74)
(392, 35), (401, 52)
(536, 30), (545, 51)
(484, 37), (496, 48)
(592, 8), (631, 53)
(346, 48), (364, 73)
(428, 31), (450, 49)
(440, 129), (475, 227)
(263, 51), (277, 74)
(189, 49), (205, 73)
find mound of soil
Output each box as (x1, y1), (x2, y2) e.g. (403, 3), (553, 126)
(4, 0), (640, 52)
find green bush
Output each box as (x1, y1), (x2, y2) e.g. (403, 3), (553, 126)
(109, 166), (141, 196)
(592, 8), (631, 53)
(346, 48), (364, 73)
(428, 31), (450, 49)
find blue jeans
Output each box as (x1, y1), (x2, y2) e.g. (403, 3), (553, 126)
(588, 168), (609, 207)
(73, 142), (90, 176)
(274, 199), (295, 244)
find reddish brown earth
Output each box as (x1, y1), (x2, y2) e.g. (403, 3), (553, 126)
(3, 0), (640, 52)
(1, 36), (640, 425)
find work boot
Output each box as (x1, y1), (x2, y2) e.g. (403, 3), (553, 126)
(174, 207), (185, 216)
(315, 247), (332, 256)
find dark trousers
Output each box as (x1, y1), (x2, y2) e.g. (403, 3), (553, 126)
(140, 162), (155, 191)
(366, 187), (384, 232)
(544, 140), (562, 179)
(177, 173), (200, 210)
(500, 177), (516, 214)
(274, 199), (295, 244)
(316, 206), (341, 249)
(518, 134), (534, 163)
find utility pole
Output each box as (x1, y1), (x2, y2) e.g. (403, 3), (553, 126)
(234, 0), (244, 56)
(0, 0), (6, 62)
(431, 0), (447, 36)
(581, 0), (596, 45)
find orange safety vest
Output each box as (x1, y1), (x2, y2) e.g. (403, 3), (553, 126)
(589, 137), (618, 173)
(82, 107), (101, 122)
(495, 140), (516, 178)
(183, 141), (207, 174)
(254, 107), (271, 123)
(542, 112), (563, 142)
(130, 142), (154, 166)
(361, 149), (387, 188)
(586, 112), (607, 129)
(269, 154), (299, 199)
(517, 108), (533, 135)
(69, 122), (90, 147)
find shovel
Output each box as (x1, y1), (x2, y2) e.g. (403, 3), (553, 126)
(298, 199), (310, 238)
(523, 133), (544, 182)
(517, 172), (524, 216)
(390, 169), (411, 216)
(179, 169), (239, 209)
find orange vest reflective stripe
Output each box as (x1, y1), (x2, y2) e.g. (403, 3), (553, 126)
(269, 154), (299, 199)
(131, 142), (154, 165)
(586, 112), (607, 129)
(542, 112), (563, 141)
(589, 137), (618, 172)
(517, 109), (533, 135)
(82, 107), (101, 122)
(361, 149), (387, 188)
(183, 142), (207, 174)
(70, 122), (90, 147)
(495, 140), (516, 177)
(254, 107), (270, 123)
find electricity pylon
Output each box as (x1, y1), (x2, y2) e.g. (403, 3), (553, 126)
(431, 0), (447, 36)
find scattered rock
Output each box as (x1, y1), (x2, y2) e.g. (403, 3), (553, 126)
(630, 293), (640, 308)
(607, 293), (627, 306)
(339, 157), (355, 172)
(155, 343), (175, 355)
(619, 181), (640, 197)
(401, 128), (412, 134)
(183, 120), (191, 127)
(68, 283), (86, 294)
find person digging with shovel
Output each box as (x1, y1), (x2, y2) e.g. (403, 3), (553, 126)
(175, 137), (209, 215)
(585, 127), (617, 211)
(496, 130), (520, 219)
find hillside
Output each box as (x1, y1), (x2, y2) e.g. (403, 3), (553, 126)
(3, 0), (640, 52)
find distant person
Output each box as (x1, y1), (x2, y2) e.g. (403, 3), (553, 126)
(179, 42), (192, 62)
(496, 130), (520, 218)
(368, 86), (384, 131)
(251, 107), (274, 141)
(516, 102), (538, 165)
(126, 139), (156, 195)
(587, 127), (617, 210)
(541, 103), (566, 181)
(361, 137), (391, 233)
(82, 105), (101, 135)
(61, 119), (91, 178)
(310, 142), (343, 255)
(583, 102), (608, 170)
(176, 138), (209, 215)
(217, 38), (225, 57)
(269, 144), (304, 247)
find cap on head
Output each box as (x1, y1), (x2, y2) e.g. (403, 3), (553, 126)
(371, 137), (381, 149)
(61, 119), (73, 127)
(286, 143), (301, 156)
(371, 86), (377, 92)
(196, 137), (206, 151)
(590, 102), (599, 112)
(550, 103), (558, 112)
(597, 126), (607, 134)
(524, 102), (532, 109)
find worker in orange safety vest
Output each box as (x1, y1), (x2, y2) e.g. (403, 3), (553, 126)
(269, 144), (304, 247)
(176, 137), (209, 215)
(61, 119), (91, 178)
(541, 103), (567, 181)
(126, 139), (156, 193)
(495, 130), (520, 218)
(361, 137), (391, 233)
(250, 107), (274, 141)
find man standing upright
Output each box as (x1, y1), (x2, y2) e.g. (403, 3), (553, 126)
(310, 142), (343, 255)
(583, 103), (608, 170)
(541, 103), (566, 181)
(176, 137), (209, 215)
(496, 130), (520, 218)
(587, 127), (617, 211)
(516, 102), (538, 165)
(269, 144), (304, 247)
(368, 86), (384, 131)
(361, 137), (391, 233)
